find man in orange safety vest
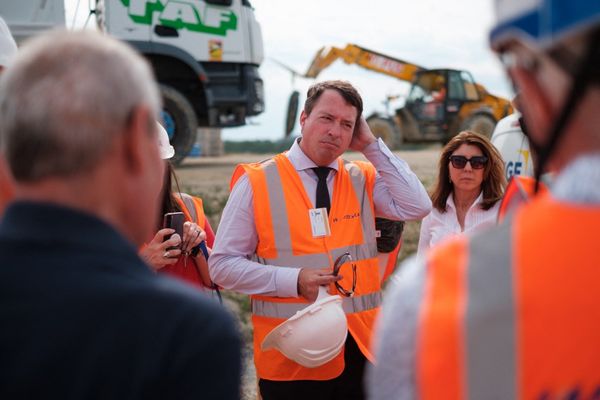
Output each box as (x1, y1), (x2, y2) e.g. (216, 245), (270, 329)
(210, 80), (431, 400)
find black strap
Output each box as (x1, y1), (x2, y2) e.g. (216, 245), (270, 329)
(312, 167), (331, 213)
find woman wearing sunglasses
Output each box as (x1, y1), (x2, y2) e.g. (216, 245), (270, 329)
(417, 131), (506, 258)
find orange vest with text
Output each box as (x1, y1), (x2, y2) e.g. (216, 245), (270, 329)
(231, 154), (382, 381)
(417, 193), (600, 399)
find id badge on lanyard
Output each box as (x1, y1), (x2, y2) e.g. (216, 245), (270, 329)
(308, 207), (331, 238)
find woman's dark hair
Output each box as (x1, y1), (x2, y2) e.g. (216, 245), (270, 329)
(158, 161), (184, 229)
(304, 80), (363, 127)
(431, 131), (506, 213)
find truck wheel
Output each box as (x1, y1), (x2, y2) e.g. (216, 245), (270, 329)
(160, 85), (198, 166)
(461, 114), (496, 138)
(367, 116), (403, 149)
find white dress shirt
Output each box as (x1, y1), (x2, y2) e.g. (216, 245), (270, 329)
(416, 192), (500, 259)
(208, 138), (432, 298)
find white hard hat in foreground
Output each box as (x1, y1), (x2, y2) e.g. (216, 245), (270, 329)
(157, 122), (175, 160)
(261, 286), (348, 368)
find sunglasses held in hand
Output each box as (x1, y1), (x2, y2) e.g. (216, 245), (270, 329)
(449, 155), (488, 169)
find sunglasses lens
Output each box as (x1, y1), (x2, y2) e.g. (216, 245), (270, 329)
(450, 155), (487, 169)
(470, 157), (487, 169)
(450, 156), (467, 169)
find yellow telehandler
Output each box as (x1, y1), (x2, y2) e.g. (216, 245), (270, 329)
(304, 44), (513, 148)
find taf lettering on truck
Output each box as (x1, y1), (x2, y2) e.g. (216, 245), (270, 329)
(121, 0), (237, 36)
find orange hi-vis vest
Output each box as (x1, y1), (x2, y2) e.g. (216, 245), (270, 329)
(498, 175), (549, 223)
(379, 240), (402, 283)
(231, 154), (382, 381)
(417, 193), (600, 399)
(175, 193), (206, 229)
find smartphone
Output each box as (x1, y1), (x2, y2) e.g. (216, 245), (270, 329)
(162, 212), (185, 245)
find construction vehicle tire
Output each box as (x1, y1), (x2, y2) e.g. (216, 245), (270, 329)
(159, 85), (198, 166)
(460, 114), (496, 138)
(367, 116), (403, 149)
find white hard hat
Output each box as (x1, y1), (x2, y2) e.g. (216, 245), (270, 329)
(157, 122), (175, 159)
(0, 16), (17, 68)
(261, 287), (348, 368)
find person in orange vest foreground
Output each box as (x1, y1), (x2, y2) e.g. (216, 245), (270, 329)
(209, 80), (432, 400)
(140, 123), (218, 298)
(368, 1), (600, 399)
(0, 16), (18, 217)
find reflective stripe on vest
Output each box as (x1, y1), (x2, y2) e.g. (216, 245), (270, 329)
(252, 291), (382, 319)
(179, 193), (197, 222)
(257, 158), (378, 268)
(419, 220), (515, 400)
(465, 220), (516, 399)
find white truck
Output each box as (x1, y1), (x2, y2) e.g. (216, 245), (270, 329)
(1, 0), (265, 164)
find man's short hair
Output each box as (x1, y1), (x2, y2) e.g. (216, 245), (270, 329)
(0, 30), (161, 181)
(304, 80), (363, 127)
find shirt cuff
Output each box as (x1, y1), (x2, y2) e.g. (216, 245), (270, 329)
(275, 267), (302, 297)
(362, 137), (383, 156)
(362, 137), (394, 160)
(363, 137), (414, 175)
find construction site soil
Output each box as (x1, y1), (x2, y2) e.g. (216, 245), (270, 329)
(175, 145), (441, 399)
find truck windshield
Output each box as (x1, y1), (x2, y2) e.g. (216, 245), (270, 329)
(206, 0), (233, 5)
(407, 72), (446, 104)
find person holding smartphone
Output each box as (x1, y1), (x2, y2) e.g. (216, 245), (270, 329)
(416, 130), (506, 258)
(139, 124), (215, 290)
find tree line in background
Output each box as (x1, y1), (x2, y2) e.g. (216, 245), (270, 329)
(224, 136), (298, 154)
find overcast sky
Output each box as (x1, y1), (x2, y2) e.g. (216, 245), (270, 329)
(66, 0), (513, 142)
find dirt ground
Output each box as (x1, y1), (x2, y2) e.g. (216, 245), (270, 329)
(174, 145), (442, 399)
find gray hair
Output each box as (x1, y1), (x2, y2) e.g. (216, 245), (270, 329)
(0, 30), (161, 181)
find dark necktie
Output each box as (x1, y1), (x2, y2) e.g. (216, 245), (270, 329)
(312, 167), (331, 213)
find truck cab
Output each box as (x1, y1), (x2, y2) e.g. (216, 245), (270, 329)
(2, 0), (265, 164)
(399, 69), (509, 142)
(98, 0), (265, 163)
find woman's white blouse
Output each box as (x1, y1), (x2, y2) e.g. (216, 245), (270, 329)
(417, 192), (500, 259)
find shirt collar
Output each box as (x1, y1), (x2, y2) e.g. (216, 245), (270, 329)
(287, 137), (339, 172)
(446, 191), (484, 211)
